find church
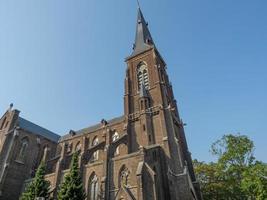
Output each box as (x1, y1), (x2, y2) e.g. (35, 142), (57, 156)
(0, 7), (202, 200)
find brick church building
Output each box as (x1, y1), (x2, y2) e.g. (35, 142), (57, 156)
(0, 7), (202, 200)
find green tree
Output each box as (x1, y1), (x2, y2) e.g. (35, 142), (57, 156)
(241, 161), (267, 200)
(20, 161), (51, 200)
(211, 134), (255, 199)
(211, 134), (255, 166)
(194, 134), (267, 200)
(57, 152), (86, 200)
(193, 160), (227, 200)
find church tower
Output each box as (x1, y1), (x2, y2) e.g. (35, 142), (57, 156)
(124, 7), (202, 200)
(0, 5), (202, 200)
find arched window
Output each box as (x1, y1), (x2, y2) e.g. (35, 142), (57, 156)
(91, 137), (99, 162)
(75, 141), (82, 152)
(137, 62), (149, 90)
(115, 146), (120, 156)
(112, 132), (120, 155)
(17, 137), (29, 162)
(92, 137), (99, 147)
(112, 132), (119, 142)
(88, 173), (99, 200)
(118, 165), (130, 188)
(66, 142), (72, 154)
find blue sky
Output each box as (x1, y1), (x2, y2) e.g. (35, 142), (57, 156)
(0, 0), (266, 162)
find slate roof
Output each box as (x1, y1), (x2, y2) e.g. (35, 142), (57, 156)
(132, 8), (155, 57)
(18, 117), (60, 142)
(59, 115), (125, 142)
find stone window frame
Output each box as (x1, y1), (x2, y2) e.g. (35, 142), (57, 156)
(112, 131), (120, 156)
(88, 172), (99, 200)
(137, 61), (149, 90)
(16, 137), (29, 163)
(118, 165), (130, 188)
(91, 137), (99, 162)
(66, 142), (73, 154)
(75, 141), (82, 152)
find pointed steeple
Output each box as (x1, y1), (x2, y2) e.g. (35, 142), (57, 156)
(132, 8), (155, 56)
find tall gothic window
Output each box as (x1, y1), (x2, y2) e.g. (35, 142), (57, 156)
(112, 132), (120, 155)
(137, 62), (149, 90)
(17, 137), (29, 162)
(88, 173), (99, 200)
(91, 137), (99, 162)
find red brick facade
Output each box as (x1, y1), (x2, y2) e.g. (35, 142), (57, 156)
(0, 7), (202, 200)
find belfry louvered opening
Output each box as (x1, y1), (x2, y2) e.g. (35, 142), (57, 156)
(137, 62), (149, 90)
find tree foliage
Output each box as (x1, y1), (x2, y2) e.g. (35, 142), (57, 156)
(241, 161), (267, 200)
(20, 161), (51, 200)
(57, 152), (86, 200)
(194, 134), (267, 200)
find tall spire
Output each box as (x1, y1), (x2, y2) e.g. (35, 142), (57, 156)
(132, 8), (155, 56)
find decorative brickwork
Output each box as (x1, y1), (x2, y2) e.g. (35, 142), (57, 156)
(0, 7), (202, 200)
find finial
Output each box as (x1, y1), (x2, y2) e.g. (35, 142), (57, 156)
(8, 103), (13, 111)
(101, 119), (108, 126)
(136, 0), (141, 8)
(69, 130), (76, 136)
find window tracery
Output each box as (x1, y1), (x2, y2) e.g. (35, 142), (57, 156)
(91, 137), (99, 162)
(137, 62), (149, 90)
(112, 132), (120, 155)
(88, 173), (99, 200)
(112, 131), (119, 142)
(119, 165), (130, 188)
